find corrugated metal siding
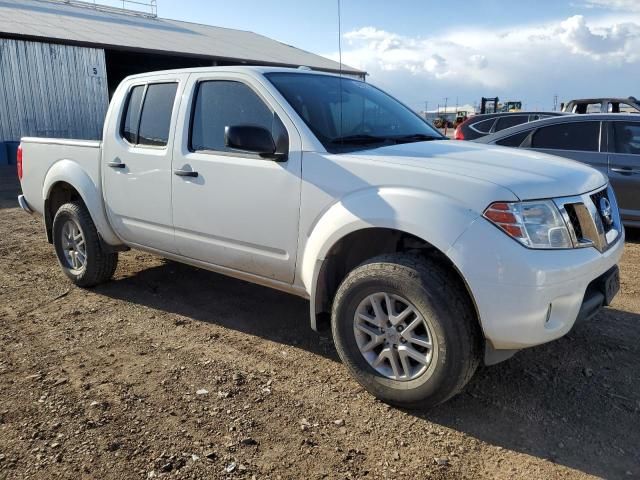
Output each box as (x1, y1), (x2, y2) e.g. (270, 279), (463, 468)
(0, 38), (108, 142)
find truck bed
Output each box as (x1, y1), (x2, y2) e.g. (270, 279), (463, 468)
(19, 137), (102, 216)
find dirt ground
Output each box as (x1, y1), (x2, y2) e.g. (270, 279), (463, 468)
(1, 203), (639, 480)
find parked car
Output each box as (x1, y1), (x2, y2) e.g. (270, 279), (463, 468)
(476, 114), (640, 227)
(454, 111), (568, 140)
(17, 67), (623, 409)
(562, 97), (640, 114)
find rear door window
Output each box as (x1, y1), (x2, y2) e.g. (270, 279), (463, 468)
(121, 82), (178, 147)
(137, 83), (178, 147)
(532, 121), (600, 152)
(494, 115), (528, 132)
(496, 130), (531, 147)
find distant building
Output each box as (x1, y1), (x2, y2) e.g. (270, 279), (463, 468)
(422, 104), (476, 123)
(0, 0), (364, 166)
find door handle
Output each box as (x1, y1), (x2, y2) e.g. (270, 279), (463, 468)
(611, 167), (639, 175)
(107, 160), (126, 168)
(174, 168), (198, 177)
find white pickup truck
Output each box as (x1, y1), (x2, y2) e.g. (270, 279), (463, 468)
(18, 66), (624, 408)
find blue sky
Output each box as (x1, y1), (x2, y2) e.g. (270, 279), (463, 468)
(157, 0), (640, 112)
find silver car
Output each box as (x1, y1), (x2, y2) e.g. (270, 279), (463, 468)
(475, 114), (640, 227)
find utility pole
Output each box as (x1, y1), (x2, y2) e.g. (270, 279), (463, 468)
(443, 97), (448, 136)
(553, 94), (558, 111)
(424, 101), (429, 120)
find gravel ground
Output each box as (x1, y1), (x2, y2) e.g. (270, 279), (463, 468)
(0, 205), (639, 480)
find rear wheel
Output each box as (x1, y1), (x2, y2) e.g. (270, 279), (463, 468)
(52, 201), (118, 287)
(331, 253), (481, 409)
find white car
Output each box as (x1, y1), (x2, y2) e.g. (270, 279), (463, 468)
(17, 67), (624, 408)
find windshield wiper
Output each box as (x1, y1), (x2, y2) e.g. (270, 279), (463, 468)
(329, 134), (393, 145)
(389, 133), (443, 144)
(330, 133), (443, 146)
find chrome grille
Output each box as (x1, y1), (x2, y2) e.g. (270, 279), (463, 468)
(564, 204), (583, 240)
(590, 188), (613, 233)
(555, 185), (622, 253)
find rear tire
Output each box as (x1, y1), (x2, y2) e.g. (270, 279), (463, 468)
(331, 253), (481, 409)
(52, 201), (118, 287)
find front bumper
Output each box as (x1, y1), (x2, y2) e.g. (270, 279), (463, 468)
(448, 217), (624, 350)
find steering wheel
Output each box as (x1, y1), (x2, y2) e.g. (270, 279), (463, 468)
(343, 121), (376, 136)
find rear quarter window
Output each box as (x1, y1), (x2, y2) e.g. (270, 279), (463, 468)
(121, 85), (145, 144)
(470, 118), (496, 134)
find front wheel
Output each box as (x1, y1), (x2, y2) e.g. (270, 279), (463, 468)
(331, 253), (481, 409)
(52, 201), (118, 287)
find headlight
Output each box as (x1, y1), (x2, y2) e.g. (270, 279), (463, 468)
(483, 200), (572, 249)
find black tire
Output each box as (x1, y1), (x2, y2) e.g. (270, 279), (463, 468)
(52, 201), (118, 287)
(331, 253), (481, 409)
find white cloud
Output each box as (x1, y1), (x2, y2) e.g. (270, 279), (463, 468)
(558, 15), (640, 57)
(583, 0), (640, 12)
(327, 14), (640, 110)
(469, 54), (488, 70)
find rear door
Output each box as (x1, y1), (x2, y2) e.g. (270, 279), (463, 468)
(103, 75), (184, 252)
(527, 120), (608, 177)
(607, 120), (640, 223)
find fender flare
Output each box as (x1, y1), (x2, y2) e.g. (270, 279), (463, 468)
(42, 159), (122, 246)
(299, 187), (479, 328)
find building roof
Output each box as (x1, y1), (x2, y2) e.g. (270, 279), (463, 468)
(0, 0), (364, 76)
(425, 104), (476, 115)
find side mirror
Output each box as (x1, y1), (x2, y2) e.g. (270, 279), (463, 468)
(225, 125), (282, 159)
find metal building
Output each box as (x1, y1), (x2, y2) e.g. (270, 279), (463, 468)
(0, 0), (364, 165)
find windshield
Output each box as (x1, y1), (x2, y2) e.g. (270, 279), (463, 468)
(266, 72), (444, 153)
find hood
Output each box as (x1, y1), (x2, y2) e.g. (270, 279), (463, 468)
(348, 140), (607, 200)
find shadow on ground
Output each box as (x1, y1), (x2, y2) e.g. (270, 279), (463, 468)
(96, 258), (640, 479)
(625, 226), (640, 244)
(0, 166), (21, 210)
(96, 259), (337, 361)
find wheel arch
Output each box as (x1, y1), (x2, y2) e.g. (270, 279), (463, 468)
(300, 187), (481, 332)
(42, 160), (122, 246)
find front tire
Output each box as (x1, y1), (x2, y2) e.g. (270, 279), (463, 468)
(331, 253), (481, 409)
(52, 201), (118, 287)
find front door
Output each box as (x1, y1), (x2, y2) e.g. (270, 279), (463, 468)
(171, 74), (302, 283)
(608, 120), (640, 223)
(103, 76), (183, 252)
